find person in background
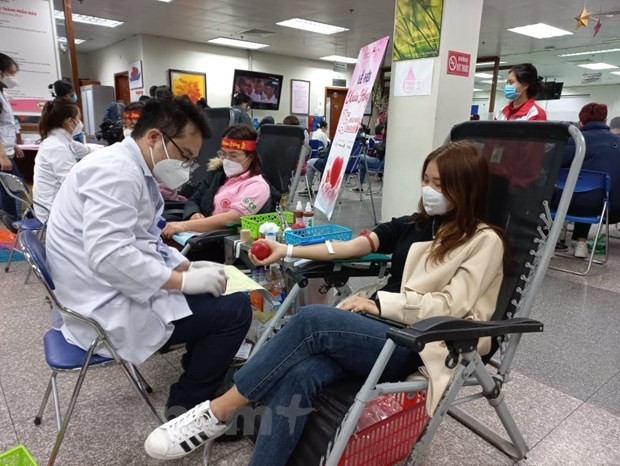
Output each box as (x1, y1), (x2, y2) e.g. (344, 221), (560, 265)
(103, 99), (126, 122)
(196, 98), (209, 110)
(149, 85), (158, 98)
(495, 63), (546, 121)
(470, 114), (480, 121)
(45, 96), (252, 417)
(49, 80), (85, 143)
(138, 95), (151, 104)
(311, 120), (330, 149)
(250, 78), (266, 103)
(358, 124), (386, 189)
(155, 86), (173, 101)
(144, 141), (508, 463)
(231, 93), (253, 126)
(122, 102), (145, 139)
(304, 121), (331, 194)
(557, 102), (620, 258)
(0, 53), (25, 230)
(162, 124), (270, 238)
(263, 81), (278, 104)
(33, 98), (96, 221)
(258, 116), (274, 128)
(609, 116), (620, 136)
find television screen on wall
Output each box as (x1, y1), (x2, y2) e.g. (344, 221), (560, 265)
(232, 69), (284, 111)
(536, 81), (563, 100)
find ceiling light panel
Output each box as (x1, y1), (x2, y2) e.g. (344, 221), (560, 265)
(276, 18), (348, 35)
(577, 63), (618, 70)
(54, 10), (123, 28)
(208, 37), (269, 49)
(507, 23), (573, 39)
(558, 48), (620, 57)
(610, 71), (620, 76)
(475, 61), (506, 67)
(320, 55), (357, 64)
(57, 36), (86, 45)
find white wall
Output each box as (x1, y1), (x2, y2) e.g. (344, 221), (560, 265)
(473, 84), (620, 121)
(79, 33), (351, 123)
(78, 35), (144, 101)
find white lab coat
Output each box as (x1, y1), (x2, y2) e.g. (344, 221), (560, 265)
(33, 128), (95, 222)
(46, 137), (191, 365)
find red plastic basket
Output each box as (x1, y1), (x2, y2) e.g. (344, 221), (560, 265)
(339, 391), (429, 466)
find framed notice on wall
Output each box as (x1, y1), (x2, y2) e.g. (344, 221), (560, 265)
(290, 79), (310, 115)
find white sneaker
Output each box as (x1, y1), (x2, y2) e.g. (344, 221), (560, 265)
(574, 241), (588, 258)
(144, 400), (228, 460)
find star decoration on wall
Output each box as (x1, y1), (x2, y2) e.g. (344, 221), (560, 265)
(593, 18), (602, 37)
(575, 5), (592, 28)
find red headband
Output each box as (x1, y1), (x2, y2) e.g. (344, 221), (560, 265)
(221, 138), (256, 151)
(123, 110), (141, 120)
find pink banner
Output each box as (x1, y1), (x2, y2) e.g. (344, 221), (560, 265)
(315, 36), (389, 219)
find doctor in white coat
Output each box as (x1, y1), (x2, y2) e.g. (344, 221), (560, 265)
(45, 96), (252, 416)
(33, 98), (98, 221)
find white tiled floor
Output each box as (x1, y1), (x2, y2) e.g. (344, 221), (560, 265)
(0, 189), (618, 465)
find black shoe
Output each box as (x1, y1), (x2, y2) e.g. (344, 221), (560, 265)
(555, 241), (568, 251)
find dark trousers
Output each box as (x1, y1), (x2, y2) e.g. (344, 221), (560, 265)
(0, 158), (22, 219)
(165, 292), (252, 413)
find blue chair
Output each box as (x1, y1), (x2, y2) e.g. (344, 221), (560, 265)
(19, 230), (163, 466)
(0, 172), (45, 279)
(308, 139), (325, 159)
(550, 168), (611, 275)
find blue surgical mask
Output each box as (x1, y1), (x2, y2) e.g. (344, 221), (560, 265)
(72, 94), (78, 103)
(504, 84), (519, 101)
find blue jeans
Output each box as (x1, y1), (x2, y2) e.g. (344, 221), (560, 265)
(234, 305), (422, 466)
(359, 155), (384, 184)
(165, 292), (252, 412)
(0, 158), (22, 219)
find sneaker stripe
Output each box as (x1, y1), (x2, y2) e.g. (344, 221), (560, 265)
(198, 432), (208, 441)
(188, 435), (202, 447)
(180, 440), (192, 453)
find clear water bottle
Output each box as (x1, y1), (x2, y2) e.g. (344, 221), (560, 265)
(267, 263), (286, 302)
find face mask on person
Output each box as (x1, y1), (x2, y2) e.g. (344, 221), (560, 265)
(149, 135), (190, 189)
(1, 75), (18, 89)
(71, 119), (83, 137)
(422, 185), (449, 216)
(123, 128), (132, 139)
(504, 84), (520, 101)
(72, 94), (78, 103)
(223, 158), (246, 177)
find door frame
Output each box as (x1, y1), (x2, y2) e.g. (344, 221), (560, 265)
(324, 86), (348, 140)
(113, 71), (130, 102)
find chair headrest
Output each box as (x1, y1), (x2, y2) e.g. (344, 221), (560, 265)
(258, 124), (305, 139)
(20, 230), (55, 290)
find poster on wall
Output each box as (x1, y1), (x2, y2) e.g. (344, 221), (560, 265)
(168, 69), (206, 104)
(290, 79), (310, 115)
(0, 0), (60, 119)
(393, 58), (434, 96)
(129, 60), (143, 89)
(314, 36), (390, 219)
(393, 0), (444, 61)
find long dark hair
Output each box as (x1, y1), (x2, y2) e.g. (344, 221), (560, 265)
(222, 124), (262, 176)
(509, 63), (542, 99)
(39, 98), (79, 140)
(0, 53), (18, 112)
(417, 140), (509, 267)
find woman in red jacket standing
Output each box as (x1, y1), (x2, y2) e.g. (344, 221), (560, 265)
(495, 63), (547, 121)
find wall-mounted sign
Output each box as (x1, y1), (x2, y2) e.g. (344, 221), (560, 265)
(447, 50), (471, 77)
(581, 72), (602, 84)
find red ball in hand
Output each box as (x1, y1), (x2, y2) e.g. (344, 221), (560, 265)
(250, 241), (271, 260)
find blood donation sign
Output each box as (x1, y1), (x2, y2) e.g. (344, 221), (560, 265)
(315, 36), (389, 219)
(0, 0), (60, 116)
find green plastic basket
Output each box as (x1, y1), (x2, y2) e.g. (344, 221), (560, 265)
(0, 445), (37, 466)
(241, 212), (294, 239)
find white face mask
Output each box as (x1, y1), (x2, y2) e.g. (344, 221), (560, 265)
(123, 128), (132, 139)
(1, 75), (18, 89)
(149, 136), (190, 190)
(71, 119), (83, 137)
(422, 185), (449, 216)
(223, 158), (246, 177)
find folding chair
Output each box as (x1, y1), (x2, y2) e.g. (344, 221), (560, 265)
(263, 121), (586, 465)
(0, 172), (45, 278)
(550, 168), (610, 276)
(257, 124), (306, 209)
(19, 230), (163, 466)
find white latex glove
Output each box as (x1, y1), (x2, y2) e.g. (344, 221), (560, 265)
(188, 261), (223, 271)
(181, 266), (227, 296)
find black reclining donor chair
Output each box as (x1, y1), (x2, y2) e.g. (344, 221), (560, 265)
(253, 121), (585, 465)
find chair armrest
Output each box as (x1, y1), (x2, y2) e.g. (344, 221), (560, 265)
(186, 229), (235, 250)
(387, 316), (544, 353)
(284, 254), (392, 288)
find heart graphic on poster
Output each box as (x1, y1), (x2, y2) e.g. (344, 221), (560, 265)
(329, 157), (345, 187)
